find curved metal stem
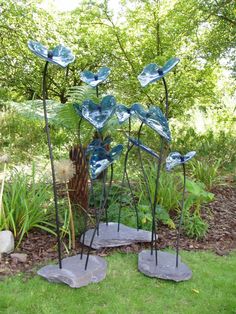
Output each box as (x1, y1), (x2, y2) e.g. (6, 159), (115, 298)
(176, 163), (186, 267)
(78, 117), (83, 144)
(80, 211), (88, 260)
(104, 164), (114, 225)
(85, 168), (107, 270)
(137, 123), (153, 208)
(42, 61), (62, 269)
(118, 117), (139, 231)
(85, 205), (103, 270)
(151, 139), (164, 264)
(150, 77), (170, 265)
(162, 77), (169, 119)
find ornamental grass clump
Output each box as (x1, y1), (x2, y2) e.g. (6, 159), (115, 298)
(0, 154), (10, 223)
(1, 164), (55, 246)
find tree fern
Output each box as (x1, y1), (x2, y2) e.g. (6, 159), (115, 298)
(57, 85), (97, 143)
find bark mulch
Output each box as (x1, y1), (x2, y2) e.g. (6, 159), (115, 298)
(0, 186), (235, 278)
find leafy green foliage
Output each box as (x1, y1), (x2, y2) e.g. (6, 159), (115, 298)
(0, 165), (55, 246)
(190, 159), (221, 190)
(182, 179), (214, 239)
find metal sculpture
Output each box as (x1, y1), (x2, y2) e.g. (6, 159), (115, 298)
(27, 41), (193, 284)
(28, 40), (75, 269)
(166, 151), (196, 267)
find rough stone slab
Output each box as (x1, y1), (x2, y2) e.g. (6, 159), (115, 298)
(81, 222), (155, 249)
(138, 250), (192, 282)
(0, 230), (14, 254)
(37, 254), (107, 288)
(10, 253), (27, 263)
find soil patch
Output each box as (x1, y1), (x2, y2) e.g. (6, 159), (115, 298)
(0, 186), (235, 277)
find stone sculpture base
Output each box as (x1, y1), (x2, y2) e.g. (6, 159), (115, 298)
(37, 254), (107, 288)
(138, 250), (192, 282)
(81, 222), (154, 249)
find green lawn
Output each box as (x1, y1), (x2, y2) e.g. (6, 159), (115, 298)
(0, 250), (236, 314)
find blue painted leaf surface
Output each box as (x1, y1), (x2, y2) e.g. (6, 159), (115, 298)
(116, 104), (131, 124)
(138, 57), (180, 87)
(90, 144), (123, 179)
(131, 103), (171, 142)
(80, 67), (110, 87)
(129, 137), (159, 159)
(166, 151), (196, 171)
(82, 95), (116, 130)
(28, 40), (75, 67)
(86, 137), (112, 155)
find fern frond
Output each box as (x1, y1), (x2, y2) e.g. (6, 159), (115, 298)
(67, 85), (97, 104)
(8, 100), (63, 122)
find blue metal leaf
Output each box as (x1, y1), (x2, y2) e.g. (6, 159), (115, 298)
(129, 137), (159, 159)
(116, 104), (131, 124)
(86, 137), (112, 156)
(166, 151), (196, 171)
(138, 57), (180, 87)
(28, 41), (75, 68)
(90, 144), (123, 179)
(80, 67), (111, 87)
(81, 95), (116, 130)
(131, 103), (171, 142)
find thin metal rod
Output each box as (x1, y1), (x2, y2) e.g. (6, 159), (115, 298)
(125, 160), (139, 231)
(80, 208), (88, 260)
(151, 77), (169, 265)
(78, 117), (83, 144)
(84, 207), (103, 270)
(104, 164), (114, 225)
(80, 144), (89, 259)
(162, 77), (169, 118)
(96, 85), (99, 98)
(176, 163), (186, 267)
(42, 61), (62, 269)
(137, 123), (153, 208)
(85, 168), (108, 270)
(118, 116), (130, 231)
(99, 169), (107, 223)
(151, 139), (164, 264)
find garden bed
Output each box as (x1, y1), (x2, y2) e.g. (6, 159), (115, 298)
(0, 186), (235, 278)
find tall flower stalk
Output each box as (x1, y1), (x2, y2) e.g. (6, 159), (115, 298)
(55, 159), (76, 249)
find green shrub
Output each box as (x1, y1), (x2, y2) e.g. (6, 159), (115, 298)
(0, 164), (55, 246)
(190, 158), (221, 190)
(182, 179), (214, 239)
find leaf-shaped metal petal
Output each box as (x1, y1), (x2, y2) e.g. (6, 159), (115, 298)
(51, 45), (75, 67)
(81, 95), (116, 130)
(129, 137), (159, 159)
(80, 67), (111, 87)
(28, 41), (75, 68)
(166, 151), (196, 171)
(131, 103), (171, 142)
(90, 145), (123, 179)
(116, 104), (131, 124)
(86, 137), (112, 156)
(138, 57), (180, 87)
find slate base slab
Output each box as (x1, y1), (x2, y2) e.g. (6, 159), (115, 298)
(37, 254), (107, 288)
(81, 222), (154, 249)
(138, 250), (192, 282)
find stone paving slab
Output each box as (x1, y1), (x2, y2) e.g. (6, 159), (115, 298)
(138, 250), (192, 282)
(37, 254), (107, 288)
(81, 222), (155, 249)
